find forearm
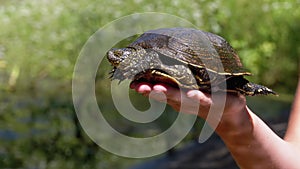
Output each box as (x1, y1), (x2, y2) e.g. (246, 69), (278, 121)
(285, 78), (300, 142)
(215, 107), (299, 169)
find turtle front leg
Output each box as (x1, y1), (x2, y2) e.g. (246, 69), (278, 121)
(157, 64), (199, 89)
(141, 50), (200, 89)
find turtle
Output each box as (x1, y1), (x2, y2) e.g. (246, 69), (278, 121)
(107, 27), (276, 96)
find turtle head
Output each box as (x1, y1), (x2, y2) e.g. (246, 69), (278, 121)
(107, 48), (135, 67)
(107, 47), (147, 81)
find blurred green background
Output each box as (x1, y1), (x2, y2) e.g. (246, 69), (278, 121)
(0, 0), (299, 168)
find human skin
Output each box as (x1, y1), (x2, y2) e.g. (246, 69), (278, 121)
(130, 80), (300, 169)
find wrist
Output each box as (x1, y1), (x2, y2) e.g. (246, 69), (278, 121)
(215, 106), (254, 140)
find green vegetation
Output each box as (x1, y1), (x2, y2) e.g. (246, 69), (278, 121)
(0, 0), (299, 168)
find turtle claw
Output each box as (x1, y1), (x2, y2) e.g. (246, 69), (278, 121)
(255, 86), (278, 96)
(239, 82), (278, 96)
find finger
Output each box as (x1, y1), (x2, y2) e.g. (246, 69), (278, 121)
(156, 84), (184, 103)
(133, 82), (153, 94)
(148, 84), (179, 103)
(148, 90), (167, 102)
(153, 84), (180, 98)
(187, 90), (212, 106)
(152, 84), (168, 92)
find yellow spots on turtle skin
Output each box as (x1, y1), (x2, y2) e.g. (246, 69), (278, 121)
(257, 88), (263, 93)
(195, 75), (203, 82)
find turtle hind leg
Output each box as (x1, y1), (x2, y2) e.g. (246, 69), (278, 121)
(238, 82), (277, 96)
(226, 76), (277, 96)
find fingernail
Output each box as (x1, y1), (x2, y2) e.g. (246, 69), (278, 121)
(138, 84), (151, 93)
(149, 91), (167, 102)
(153, 85), (167, 93)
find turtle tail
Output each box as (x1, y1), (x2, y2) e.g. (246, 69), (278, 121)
(238, 82), (278, 96)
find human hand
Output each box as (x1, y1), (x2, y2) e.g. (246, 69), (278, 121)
(130, 82), (247, 126)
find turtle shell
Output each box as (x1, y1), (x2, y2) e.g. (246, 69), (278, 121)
(128, 27), (251, 76)
(107, 27), (276, 96)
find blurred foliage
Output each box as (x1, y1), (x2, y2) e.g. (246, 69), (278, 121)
(0, 0), (299, 168)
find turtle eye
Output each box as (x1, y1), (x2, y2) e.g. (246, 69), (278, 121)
(114, 50), (123, 58)
(107, 49), (124, 66)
